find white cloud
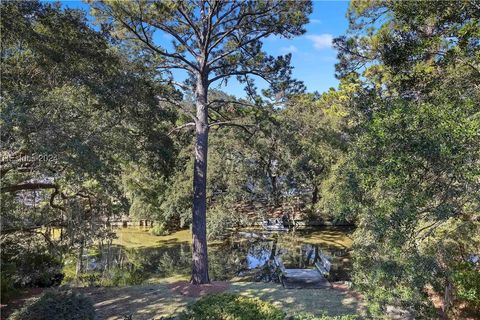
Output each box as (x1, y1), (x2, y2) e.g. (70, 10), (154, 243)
(310, 19), (322, 24)
(280, 45), (298, 54)
(306, 34), (333, 50)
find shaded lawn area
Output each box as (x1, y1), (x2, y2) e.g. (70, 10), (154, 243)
(82, 280), (364, 320)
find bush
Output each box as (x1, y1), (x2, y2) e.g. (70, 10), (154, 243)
(1, 236), (64, 289)
(452, 261), (480, 312)
(179, 293), (285, 320)
(150, 223), (170, 236)
(107, 267), (146, 286)
(10, 290), (95, 320)
(1, 271), (17, 301)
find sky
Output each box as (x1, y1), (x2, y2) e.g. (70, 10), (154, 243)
(60, 1), (351, 96)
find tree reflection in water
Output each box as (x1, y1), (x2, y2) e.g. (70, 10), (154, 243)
(77, 228), (353, 285)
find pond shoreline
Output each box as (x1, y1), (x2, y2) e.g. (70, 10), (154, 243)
(59, 226), (354, 291)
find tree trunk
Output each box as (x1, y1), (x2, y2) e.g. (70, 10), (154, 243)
(269, 237), (278, 261)
(312, 184), (319, 205)
(442, 280), (452, 317)
(75, 239), (84, 281)
(191, 76), (210, 284)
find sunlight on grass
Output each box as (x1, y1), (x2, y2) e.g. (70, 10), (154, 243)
(146, 274), (190, 284)
(287, 228), (353, 249)
(227, 282), (362, 317)
(112, 228), (191, 248)
(112, 227), (353, 250)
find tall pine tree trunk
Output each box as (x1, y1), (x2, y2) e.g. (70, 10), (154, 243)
(191, 76), (210, 284)
(312, 184), (319, 205)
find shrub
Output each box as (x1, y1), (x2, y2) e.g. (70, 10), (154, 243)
(1, 236), (64, 289)
(1, 271), (17, 301)
(452, 261), (480, 312)
(179, 293), (285, 320)
(107, 267), (146, 286)
(10, 289), (95, 320)
(150, 223), (170, 236)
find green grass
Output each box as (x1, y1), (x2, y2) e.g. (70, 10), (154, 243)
(228, 282), (361, 317)
(84, 281), (363, 320)
(83, 228), (359, 319)
(112, 228), (191, 248)
(112, 227), (353, 250)
(294, 228), (353, 249)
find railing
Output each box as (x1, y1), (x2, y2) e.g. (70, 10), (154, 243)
(315, 252), (331, 276)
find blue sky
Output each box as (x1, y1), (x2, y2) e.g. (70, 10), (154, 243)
(263, 1), (350, 94)
(60, 1), (350, 96)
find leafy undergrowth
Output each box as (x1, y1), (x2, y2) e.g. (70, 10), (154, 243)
(9, 289), (95, 320)
(178, 293), (285, 320)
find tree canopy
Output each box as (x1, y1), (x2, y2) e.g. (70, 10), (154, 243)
(328, 0), (480, 316)
(1, 1), (478, 317)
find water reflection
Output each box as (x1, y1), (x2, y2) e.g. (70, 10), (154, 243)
(78, 227), (353, 285)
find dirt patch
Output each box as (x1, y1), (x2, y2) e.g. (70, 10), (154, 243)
(168, 281), (230, 297)
(331, 282), (364, 301)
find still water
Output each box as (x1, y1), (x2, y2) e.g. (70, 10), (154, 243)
(75, 227), (353, 285)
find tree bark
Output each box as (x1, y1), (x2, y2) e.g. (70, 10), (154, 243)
(269, 237), (278, 261)
(75, 239), (84, 281)
(191, 75), (210, 284)
(312, 184), (319, 205)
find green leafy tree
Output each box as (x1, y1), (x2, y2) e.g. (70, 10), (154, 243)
(332, 0), (480, 317)
(0, 0), (176, 288)
(281, 90), (351, 213)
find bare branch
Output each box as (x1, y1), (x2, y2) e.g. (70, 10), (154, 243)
(50, 188), (66, 212)
(207, 30), (270, 67)
(168, 122), (196, 135)
(177, 3), (203, 45)
(209, 68), (271, 85)
(114, 5), (198, 72)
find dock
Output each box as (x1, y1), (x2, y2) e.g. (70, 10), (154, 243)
(274, 257), (331, 289)
(282, 268), (331, 289)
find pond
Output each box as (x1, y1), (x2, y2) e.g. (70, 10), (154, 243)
(71, 227), (354, 286)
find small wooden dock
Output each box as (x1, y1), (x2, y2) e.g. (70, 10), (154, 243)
(282, 268), (331, 289)
(274, 257), (331, 289)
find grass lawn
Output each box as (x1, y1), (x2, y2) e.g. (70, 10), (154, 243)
(83, 278), (363, 320)
(112, 227), (353, 250)
(112, 228), (191, 248)
(79, 228), (360, 319)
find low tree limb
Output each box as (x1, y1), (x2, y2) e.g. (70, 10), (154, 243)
(168, 122), (196, 135)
